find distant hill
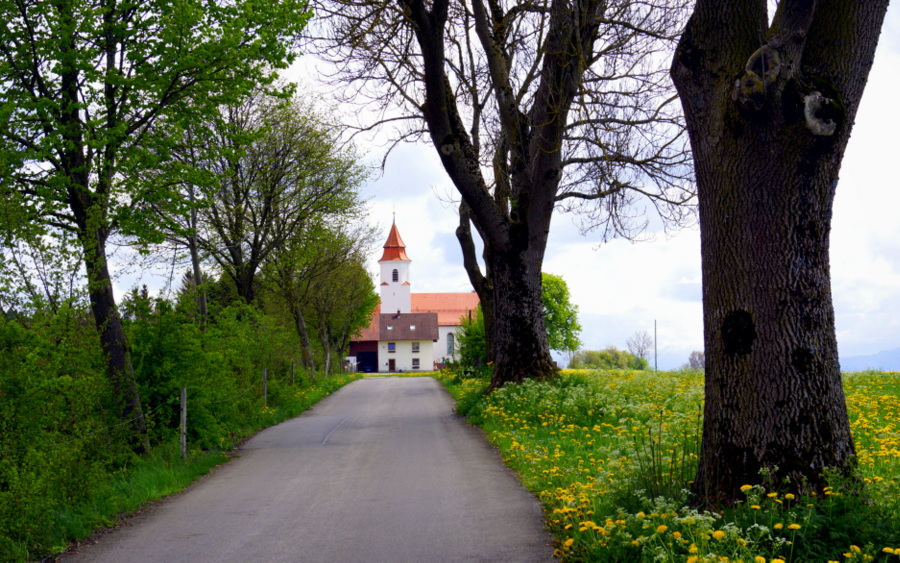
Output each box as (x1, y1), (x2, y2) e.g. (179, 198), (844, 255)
(841, 348), (900, 372)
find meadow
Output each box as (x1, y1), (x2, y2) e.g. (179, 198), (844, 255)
(433, 369), (900, 562)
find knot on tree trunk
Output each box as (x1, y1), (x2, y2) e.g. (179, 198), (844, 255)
(733, 45), (782, 111)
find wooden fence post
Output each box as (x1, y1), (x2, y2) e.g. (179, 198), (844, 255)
(180, 386), (187, 459)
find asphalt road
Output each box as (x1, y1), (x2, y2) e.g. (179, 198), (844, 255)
(63, 377), (555, 562)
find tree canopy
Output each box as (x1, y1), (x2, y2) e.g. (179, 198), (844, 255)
(0, 0), (311, 449)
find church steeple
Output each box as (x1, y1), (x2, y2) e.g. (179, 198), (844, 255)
(378, 218), (412, 314)
(379, 217), (411, 262)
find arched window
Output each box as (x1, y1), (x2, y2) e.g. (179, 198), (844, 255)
(447, 333), (455, 355)
(392, 269), (399, 282)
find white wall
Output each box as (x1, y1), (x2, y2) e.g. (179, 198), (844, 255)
(377, 339), (436, 372)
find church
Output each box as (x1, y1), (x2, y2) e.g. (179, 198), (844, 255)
(348, 221), (480, 373)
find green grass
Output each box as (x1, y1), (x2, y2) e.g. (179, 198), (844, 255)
(434, 368), (900, 562)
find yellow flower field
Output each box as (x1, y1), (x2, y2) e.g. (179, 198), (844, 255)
(435, 369), (900, 562)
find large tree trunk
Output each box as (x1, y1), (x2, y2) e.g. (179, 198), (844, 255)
(671, 0), (889, 505)
(487, 233), (556, 388)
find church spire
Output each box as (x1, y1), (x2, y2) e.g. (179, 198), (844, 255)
(379, 220), (411, 262)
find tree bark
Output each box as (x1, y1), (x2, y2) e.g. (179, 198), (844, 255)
(671, 0), (889, 505)
(79, 224), (150, 453)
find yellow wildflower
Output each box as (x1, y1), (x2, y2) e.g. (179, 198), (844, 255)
(754, 558), (766, 563)
(656, 525), (668, 534)
(740, 484), (753, 492)
(784, 493), (795, 500)
(774, 523), (783, 530)
(851, 545), (861, 553)
(713, 530), (726, 540)
(564, 538), (574, 547)
(788, 523), (801, 530)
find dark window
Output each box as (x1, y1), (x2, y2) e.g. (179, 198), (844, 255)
(412, 342), (420, 353)
(392, 269), (399, 282)
(388, 342), (396, 353)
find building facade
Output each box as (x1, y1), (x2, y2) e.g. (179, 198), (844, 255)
(349, 221), (479, 373)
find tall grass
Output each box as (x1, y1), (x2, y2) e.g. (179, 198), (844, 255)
(436, 368), (900, 562)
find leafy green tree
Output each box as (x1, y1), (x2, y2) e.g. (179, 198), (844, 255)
(569, 347), (649, 370)
(0, 0), (310, 450)
(183, 93), (368, 305)
(541, 273), (582, 354)
(672, 0), (890, 503)
(455, 305), (487, 370)
(258, 201), (376, 375)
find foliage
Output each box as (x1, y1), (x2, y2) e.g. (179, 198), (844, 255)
(455, 305), (488, 371)
(541, 273), (582, 354)
(455, 273), (583, 370)
(570, 346), (650, 370)
(0, 289), (360, 559)
(433, 368), (900, 562)
(175, 92), (369, 304)
(0, 0), (312, 445)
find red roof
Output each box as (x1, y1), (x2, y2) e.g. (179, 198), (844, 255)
(412, 292), (480, 326)
(378, 222), (410, 262)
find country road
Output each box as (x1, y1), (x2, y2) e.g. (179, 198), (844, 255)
(63, 377), (555, 562)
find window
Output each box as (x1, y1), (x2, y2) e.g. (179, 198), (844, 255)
(412, 342), (420, 353)
(447, 333), (455, 355)
(388, 342), (396, 353)
(412, 358), (420, 369)
(392, 269), (399, 282)
(409, 324), (416, 331)
(387, 325), (393, 331)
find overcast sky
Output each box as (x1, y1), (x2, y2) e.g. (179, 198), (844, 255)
(318, 6), (900, 370)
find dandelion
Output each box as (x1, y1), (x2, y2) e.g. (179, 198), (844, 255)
(656, 525), (668, 533)
(774, 523), (783, 530)
(882, 548), (895, 555)
(851, 545), (861, 553)
(754, 558), (766, 563)
(712, 530), (726, 540)
(741, 484), (753, 492)
(772, 559), (786, 563)
(767, 492), (778, 498)
(564, 538), (574, 547)
(673, 531), (682, 539)
(784, 493), (795, 500)
(751, 505), (761, 510)
(788, 523), (801, 530)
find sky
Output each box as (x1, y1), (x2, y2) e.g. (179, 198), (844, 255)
(308, 5), (900, 370)
(119, 5), (900, 370)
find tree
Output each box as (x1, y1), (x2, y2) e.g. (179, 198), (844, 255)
(307, 0), (694, 389)
(542, 273), (582, 354)
(189, 93), (367, 305)
(671, 1), (890, 504)
(0, 0), (310, 450)
(263, 219), (378, 375)
(682, 350), (704, 370)
(627, 330), (654, 360)
(305, 260), (379, 375)
(455, 273), (582, 368)
(455, 305), (488, 370)
(569, 347), (648, 370)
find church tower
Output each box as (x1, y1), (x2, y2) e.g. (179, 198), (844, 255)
(378, 219), (411, 314)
